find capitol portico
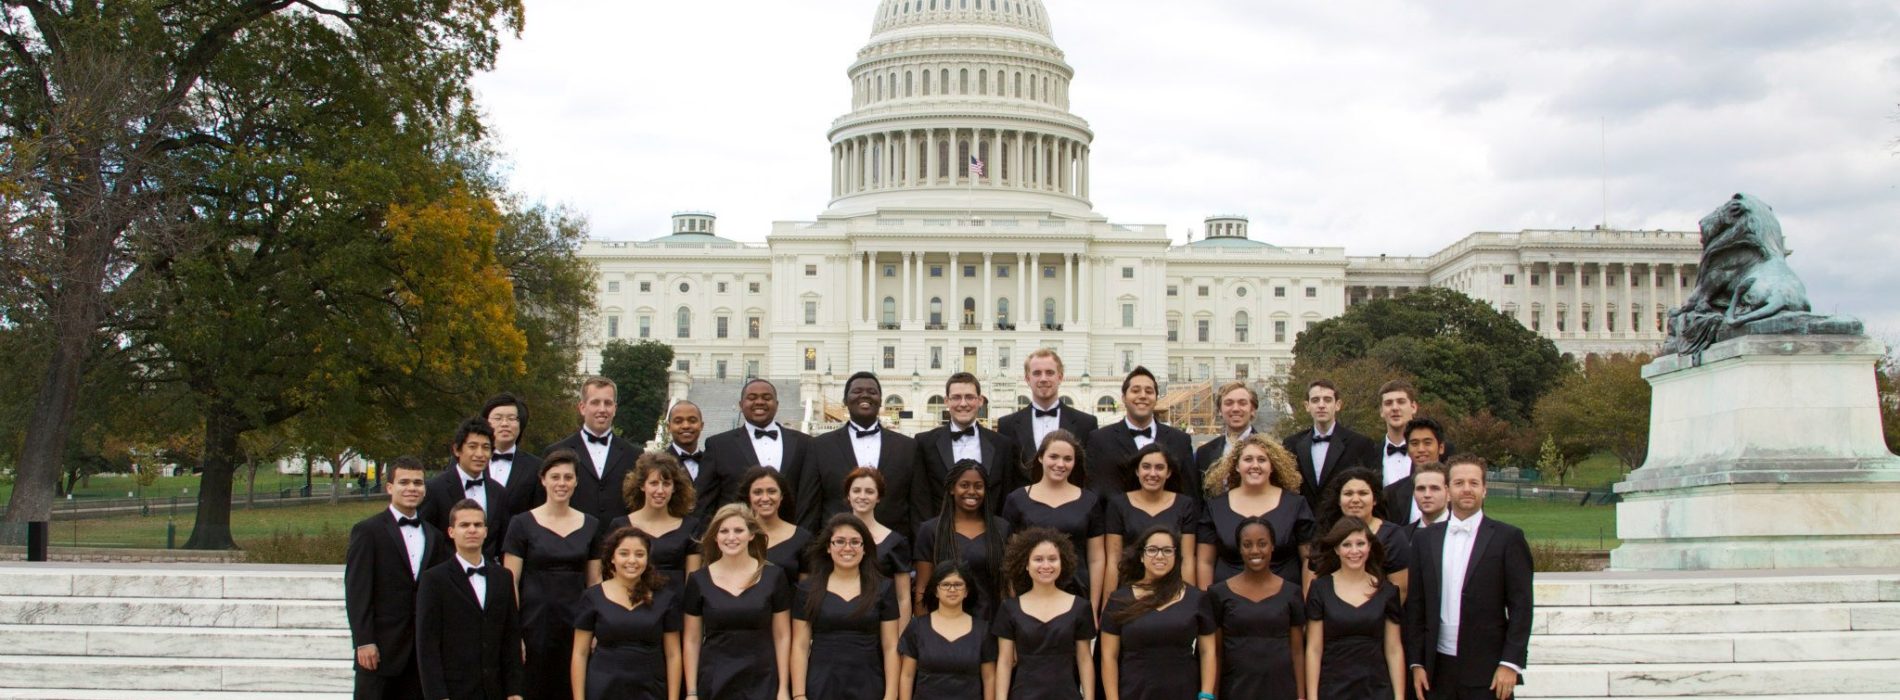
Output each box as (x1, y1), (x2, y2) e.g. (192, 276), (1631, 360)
(579, 0), (1702, 429)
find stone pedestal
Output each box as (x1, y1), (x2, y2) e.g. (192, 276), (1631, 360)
(1612, 335), (1900, 570)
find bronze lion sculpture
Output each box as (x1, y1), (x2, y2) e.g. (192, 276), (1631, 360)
(1663, 193), (1860, 354)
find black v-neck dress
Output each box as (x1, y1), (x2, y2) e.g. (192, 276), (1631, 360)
(1306, 575), (1402, 700)
(899, 614), (997, 700)
(573, 584), (681, 700)
(683, 565), (794, 700)
(504, 511), (602, 700)
(990, 594), (1098, 700)
(794, 578), (901, 700)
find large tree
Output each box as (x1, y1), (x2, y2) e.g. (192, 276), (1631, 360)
(1533, 353), (1653, 473)
(1291, 288), (1572, 424)
(599, 340), (675, 445)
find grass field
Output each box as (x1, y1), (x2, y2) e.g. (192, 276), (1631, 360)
(39, 499), (385, 552)
(0, 472), (330, 505)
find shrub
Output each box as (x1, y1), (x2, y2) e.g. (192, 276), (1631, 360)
(245, 524), (349, 564)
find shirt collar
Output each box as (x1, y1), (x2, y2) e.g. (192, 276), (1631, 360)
(849, 420), (881, 433)
(1030, 399), (1060, 414)
(1312, 423), (1335, 438)
(1124, 417), (1155, 432)
(1448, 510), (1485, 532)
(455, 464), (484, 481)
(388, 504), (416, 521)
(670, 441), (699, 454)
(582, 426), (612, 440)
(456, 552), (485, 569)
(493, 445), (516, 456)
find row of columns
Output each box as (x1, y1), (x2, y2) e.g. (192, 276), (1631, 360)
(1529, 261), (1689, 335)
(848, 251), (1093, 330)
(854, 64), (1069, 110)
(831, 128), (1090, 199)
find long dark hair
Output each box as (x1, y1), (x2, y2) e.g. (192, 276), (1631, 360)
(802, 514), (886, 619)
(1028, 429), (1088, 488)
(598, 526), (665, 607)
(919, 562), (981, 615)
(1308, 516), (1388, 581)
(1003, 527), (1076, 597)
(931, 459), (1006, 599)
(1111, 526), (1186, 624)
(738, 466), (795, 523)
(1121, 443), (1185, 495)
(1316, 467), (1389, 533)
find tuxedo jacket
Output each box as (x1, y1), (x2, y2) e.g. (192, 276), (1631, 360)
(701, 423), (812, 514)
(913, 423), (1020, 519)
(995, 405), (1099, 482)
(798, 425), (921, 537)
(489, 449), (545, 518)
(1404, 517), (1535, 688)
(1084, 420), (1197, 499)
(344, 509), (448, 676)
(415, 557), (524, 700)
(418, 467), (511, 560)
(1385, 477), (1415, 527)
(662, 442), (722, 518)
(1281, 424), (1381, 508)
(547, 430), (639, 524)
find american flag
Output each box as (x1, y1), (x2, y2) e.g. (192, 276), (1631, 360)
(969, 155), (984, 177)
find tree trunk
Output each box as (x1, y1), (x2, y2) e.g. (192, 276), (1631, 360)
(184, 411), (245, 550)
(2, 316), (94, 527)
(245, 461), (257, 508)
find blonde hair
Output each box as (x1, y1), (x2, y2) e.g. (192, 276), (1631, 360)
(1022, 347), (1065, 375)
(1216, 381), (1257, 410)
(699, 503), (769, 585)
(1204, 434), (1303, 496)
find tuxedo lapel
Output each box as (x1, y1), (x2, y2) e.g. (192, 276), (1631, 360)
(979, 431), (998, 475)
(454, 563), (482, 608)
(937, 430), (957, 473)
(380, 514), (413, 580)
(1115, 423), (1139, 453)
(878, 429), (905, 469)
(1319, 432), (1346, 476)
(572, 434), (602, 481)
(1463, 519), (1497, 592)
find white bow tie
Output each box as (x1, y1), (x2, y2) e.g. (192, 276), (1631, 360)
(1450, 522), (1477, 536)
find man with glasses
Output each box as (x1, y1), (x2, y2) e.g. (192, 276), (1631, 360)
(916, 372), (1019, 512)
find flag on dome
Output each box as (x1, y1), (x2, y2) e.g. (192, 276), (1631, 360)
(969, 155), (984, 177)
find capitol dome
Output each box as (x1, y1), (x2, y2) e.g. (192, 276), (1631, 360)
(827, 0), (1095, 216)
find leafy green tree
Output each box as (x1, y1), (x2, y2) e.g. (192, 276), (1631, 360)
(1292, 288), (1571, 424)
(1535, 434), (1573, 485)
(1447, 409), (1536, 468)
(1533, 354), (1653, 474)
(1274, 357), (1418, 439)
(494, 201), (595, 452)
(599, 340), (675, 445)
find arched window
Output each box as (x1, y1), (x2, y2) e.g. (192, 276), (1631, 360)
(884, 395), (906, 420)
(871, 143), (881, 186)
(882, 297), (897, 327)
(1043, 297), (1056, 328)
(959, 68), (969, 95)
(963, 297), (976, 325)
(929, 297), (943, 326)
(927, 395), (946, 417)
(676, 306), (692, 338)
(1234, 310), (1250, 343)
(906, 71), (913, 96)
(979, 69), (988, 95)
(876, 74), (884, 101)
(939, 140), (951, 178)
(957, 140), (970, 177)
(1014, 71), (1023, 97)
(941, 69), (950, 94)
(1096, 396), (1118, 412)
(921, 70), (931, 95)
(1017, 395), (1031, 408)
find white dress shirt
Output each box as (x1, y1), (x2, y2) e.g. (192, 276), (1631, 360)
(391, 506), (425, 579)
(488, 446), (516, 489)
(670, 443), (702, 480)
(1309, 425), (1334, 482)
(1382, 439), (1411, 487)
(1437, 511), (1483, 656)
(1125, 418), (1157, 451)
(1029, 400), (1061, 449)
(455, 466), (488, 513)
(1222, 427), (1253, 457)
(950, 421), (982, 464)
(458, 553), (488, 609)
(580, 428), (612, 478)
(848, 421), (884, 468)
(747, 422), (785, 470)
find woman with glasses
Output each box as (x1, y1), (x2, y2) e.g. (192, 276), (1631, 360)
(791, 514), (901, 700)
(1100, 526), (1215, 700)
(897, 564), (996, 700)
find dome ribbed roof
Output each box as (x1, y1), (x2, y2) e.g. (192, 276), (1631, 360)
(873, 0), (1052, 38)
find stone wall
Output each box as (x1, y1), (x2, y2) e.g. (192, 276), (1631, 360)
(0, 546), (245, 564)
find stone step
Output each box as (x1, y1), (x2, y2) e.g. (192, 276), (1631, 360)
(1534, 570), (1900, 607)
(1515, 659), (1900, 697)
(0, 624), (350, 659)
(0, 564), (342, 601)
(0, 596), (344, 630)
(1533, 601), (1900, 635)
(0, 691), (345, 700)
(0, 656), (351, 693)
(1530, 629), (1900, 664)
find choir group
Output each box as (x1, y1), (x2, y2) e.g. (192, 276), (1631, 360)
(346, 349), (1534, 700)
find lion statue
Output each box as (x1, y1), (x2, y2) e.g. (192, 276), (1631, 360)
(1663, 193), (1860, 354)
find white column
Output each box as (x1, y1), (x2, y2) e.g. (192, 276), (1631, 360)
(1078, 255), (1090, 326)
(915, 251), (926, 322)
(1029, 252), (1042, 329)
(925, 128), (938, 186)
(850, 248), (862, 326)
(1570, 262), (1582, 335)
(862, 136), (874, 191)
(900, 251), (912, 325)
(1595, 262), (1607, 336)
(1064, 253), (1075, 324)
(1013, 132), (1025, 189)
(1016, 252), (1028, 330)
(1081, 146), (1090, 199)
(949, 251), (961, 329)
(983, 253), (995, 330)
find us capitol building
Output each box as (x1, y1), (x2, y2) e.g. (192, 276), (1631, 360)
(579, 0), (1701, 428)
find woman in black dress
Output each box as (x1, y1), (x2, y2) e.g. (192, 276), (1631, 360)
(1207, 516), (1305, 700)
(1312, 467), (1411, 599)
(898, 564), (996, 700)
(683, 503), (794, 700)
(844, 466), (914, 620)
(790, 514), (901, 700)
(1196, 436), (1313, 588)
(1304, 517), (1403, 700)
(609, 452), (703, 585)
(992, 528), (1097, 700)
(502, 450), (603, 700)
(740, 466), (812, 583)
(1100, 526), (1215, 700)
(572, 527), (681, 700)
(1102, 445), (1198, 595)
(913, 460), (1010, 622)
(1000, 430), (1105, 610)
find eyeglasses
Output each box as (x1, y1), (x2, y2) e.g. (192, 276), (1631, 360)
(937, 582), (967, 591)
(1142, 546), (1177, 558)
(829, 539), (865, 549)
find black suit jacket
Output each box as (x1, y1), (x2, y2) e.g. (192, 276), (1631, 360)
(1083, 420), (1196, 499)
(798, 424), (921, 536)
(1404, 516), (1535, 688)
(995, 405), (1099, 482)
(548, 430), (639, 524)
(344, 509), (447, 676)
(914, 423), (1019, 518)
(418, 467), (511, 560)
(1282, 424), (1381, 508)
(701, 423), (812, 514)
(664, 442), (721, 518)
(1385, 478), (1416, 526)
(489, 449), (545, 518)
(416, 557), (524, 700)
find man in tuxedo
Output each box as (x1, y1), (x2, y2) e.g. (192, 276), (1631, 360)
(662, 400), (721, 517)
(799, 372), (921, 535)
(702, 378), (812, 513)
(1084, 366), (1195, 498)
(1409, 462), (1452, 534)
(419, 418), (510, 559)
(1377, 380), (1422, 491)
(345, 457), (447, 700)
(1282, 379), (1380, 507)
(1406, 455), (1533, 700)
(915, 372), (1019, 515)
(547, 376), (637, 524)
(1386, 417), (1448, 526)
(1194, 381), (1261, 479)
(416, 500), (524, 700)
(481, 393), (544, 518)
(996, 348), (1098, 483)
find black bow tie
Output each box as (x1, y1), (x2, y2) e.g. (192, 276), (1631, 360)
(463, 477), (486, 490)
(754, 428), (779, 440)
(491, 452), (513, 462)
(1129, 426), (1153, 439)
(585, 432), (610, 446)
(465, 565), (487, 577)
(854, 425), (881, 439)
(1386, 443), (1407, 456)
(1033, 407), (1059, 418)
(396, 516), (421, 528)
(949, 427), (975, 440)
(1311, 433), (1332, 444)
(676, 449), (703, 462)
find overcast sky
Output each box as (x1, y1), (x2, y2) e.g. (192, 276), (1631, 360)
(471, 0), (1900, 336)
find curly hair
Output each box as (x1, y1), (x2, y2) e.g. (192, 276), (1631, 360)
(1204, 434), (1302, 496)
(598, 526), (665, 606)
(1110, 526), (1185, 625)
(1315, 467), (1389, 534)
(1003, 527), (1078, 597)
(1028, 429), (1088, 487)
(699, 503), (770, 584)
(1307, 516), (1387, 581)
(623, 452), (695, 518)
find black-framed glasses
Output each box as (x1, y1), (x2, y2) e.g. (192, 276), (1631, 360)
(1142, 546), (1177, 557)
(829, 539), (865, 549)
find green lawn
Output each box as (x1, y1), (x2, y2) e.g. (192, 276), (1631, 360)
(1484, 498), (1618, 549)
(0, 472), (321, 505)
(1550, 453), (1634, 490)
(40, 499), (384, 552)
